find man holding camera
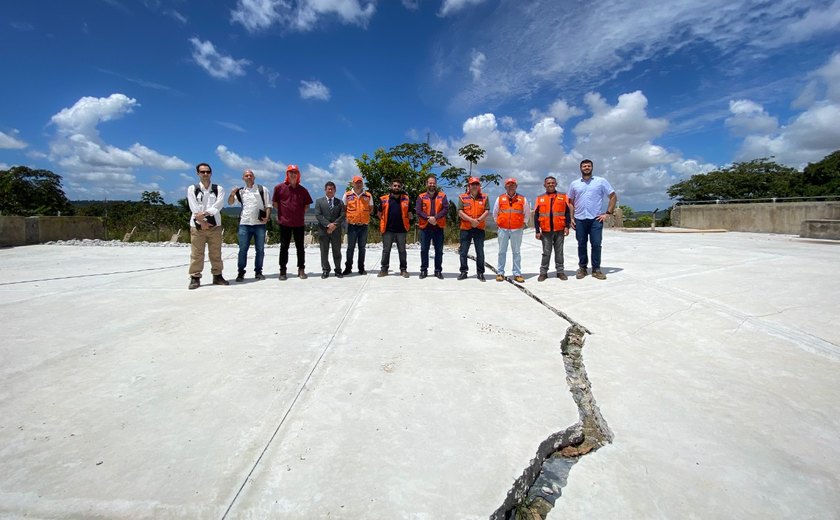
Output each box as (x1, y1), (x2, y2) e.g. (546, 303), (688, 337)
(228, 169), (271, 282)
(187, 162), (228, 289)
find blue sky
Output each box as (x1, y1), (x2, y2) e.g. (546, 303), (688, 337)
(1, 0), (839, 210)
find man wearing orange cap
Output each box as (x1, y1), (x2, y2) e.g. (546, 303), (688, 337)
(272, 165), (313, 280)
(492, 178), (531, 283)
(415, 175), (449, 279)
(342, 175), (373, 275)
(457, 177), (489, 281)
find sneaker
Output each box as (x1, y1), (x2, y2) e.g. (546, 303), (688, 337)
(342, 266), (352, 275)
(557, 272), (568, 281)
(434, 271), (443, 280)
(321, 272), (329, 279)
(188, 277), (200, 290)
(576, 267), (588, 279)
(359, 268), (367, 275)
(538, 273), (547, 282)
(514, 275), (525, 283)
(255, 272), (265, 281)
(419, 271), (428, 279)
(279, 272), (287, 281)
(378, 269), (388, 277)
(592, 270), (607, 280)
(400, 270), (410, 278)
(298, 269), (308, 280)
(457, 272), (468, 281)
(477, 274), (486, 282)
(236, 273), (245, 282)
(212, 274), (229, 286)
(495, 274), (505, 282)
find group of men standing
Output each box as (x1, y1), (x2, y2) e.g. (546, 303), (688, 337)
(186, 159), (616, 289)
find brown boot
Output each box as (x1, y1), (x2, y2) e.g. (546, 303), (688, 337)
(298, 269), (308, 280)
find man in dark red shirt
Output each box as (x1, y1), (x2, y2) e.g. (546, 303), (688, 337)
(272, 165), (313, 280)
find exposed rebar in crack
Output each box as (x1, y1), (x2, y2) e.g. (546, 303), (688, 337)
(490, 325), (613, 520)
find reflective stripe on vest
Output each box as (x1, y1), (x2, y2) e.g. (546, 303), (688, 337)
(345, 190), (372, 225)
(418, 191), (446, 229)
(459, 193), (487, 230)
(536, 193), (567, 232)
(379, 194), (411, 233)
(496, 194), (525, 229)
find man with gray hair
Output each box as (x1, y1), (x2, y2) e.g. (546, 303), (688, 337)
(228, 169), (271, 282)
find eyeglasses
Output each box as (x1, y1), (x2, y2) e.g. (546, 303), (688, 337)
(199, 170), (212, 174)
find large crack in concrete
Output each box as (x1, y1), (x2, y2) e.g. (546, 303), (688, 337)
(473, 255), (612, 519)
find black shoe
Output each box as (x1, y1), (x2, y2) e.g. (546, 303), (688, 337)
(188, 277), (200, 290)
(434, 271), (443, 279)
(213, 274), (229, 286)
(457, 272), (468, 280)
(255, 272), (265, 280)
(419, 271), (428, 279)
(477, 274), (486, 282)
(335, 270), (344, 278)
(359, 269), (367, 275)
(342, 266), (352, 275)
(279, 272), (287, 281)
(321, 272), (329, 279)
(236, 273), (245, 282)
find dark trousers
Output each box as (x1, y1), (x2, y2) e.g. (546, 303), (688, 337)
(319, 229), (343, 272)
(279, 225), (305, 272)
(539, 231), (566, 274)
(459, 228), (485, 274)
(574, 218), (603, 270)
(345, 224), (368, 270)
(237, 224), (266, 275)
(380, 231), (407, 271)
(420, 226), (444, 273)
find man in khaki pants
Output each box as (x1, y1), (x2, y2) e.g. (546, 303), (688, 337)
(187, 162), (228, 289)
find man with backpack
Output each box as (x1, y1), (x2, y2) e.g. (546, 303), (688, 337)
(187, 162), (228, 289)
(228, 169), (271, 282)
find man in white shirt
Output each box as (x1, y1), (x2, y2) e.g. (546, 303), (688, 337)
(228, 169), (271, 282)
(187, 162), (228, 289)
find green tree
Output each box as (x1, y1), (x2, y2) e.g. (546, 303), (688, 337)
(141, 190), (165, 205)
(667, 158), (801, 202)
(0, 166), (73, 216)
(458, 143), (486, 176)
(619, 204), (634, 219)
(802, 150), (840, 196)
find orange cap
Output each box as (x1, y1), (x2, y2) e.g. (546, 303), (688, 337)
(504, 177), (517, 185)
(352, 175), (363, 183)
(468, 177), (480, 184)
(286, 164), (300, 174)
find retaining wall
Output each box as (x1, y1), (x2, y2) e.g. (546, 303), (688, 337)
(671, 202), (840, 234)
(0, 216), (105, 246)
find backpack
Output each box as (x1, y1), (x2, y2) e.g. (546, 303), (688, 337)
(193, 184), (219, 228)
(235, 185), (267, 219)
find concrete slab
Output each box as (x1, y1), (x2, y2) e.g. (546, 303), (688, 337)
(482, 230), (840, 519)
(0, 243), (578, 519)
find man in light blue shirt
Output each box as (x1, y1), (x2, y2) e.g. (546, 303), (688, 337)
(567, 159), (617, 280)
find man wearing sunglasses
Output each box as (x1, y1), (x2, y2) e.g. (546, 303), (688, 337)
(187, 163), (228, 289)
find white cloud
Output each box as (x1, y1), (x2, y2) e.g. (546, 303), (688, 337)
(725, 100), (779, 136)
(0, 162), (9, 170)
(731, 53), (840, 167)
(773, 0), (840, 45)
(189, 38), (250, 80)
(547, 99), (584, 123)
(329, 154), (361, 181)
(165, 9), (188, 24)
(439, 0), (488, 17)
(670, 159), (717, 177)
(257, 65), (280, 87)
(469, 49), (485, 82)
(47, 94), (191, 198)
(0, 130), (27, 149)
(299, 79), (331, 100)
(231, 0), (376, 33)
(215, 144), (285, 182)
(402, 0), (420, 9)
(217, 121), (247, 133)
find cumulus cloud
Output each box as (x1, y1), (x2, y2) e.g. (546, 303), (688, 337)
(731, 53), (840, 167)
(469, 49), (486, 82)
(47, 94), (189, 198)
(299, 79), (331, 100)
(215, 144), (285, 182)
(329, 153), (361, 181)
(217, 121), (247, 133)
(439, 0), (488, 17)
(231, 0), (376, 33)
(258, 65), (280, 87)
(189, 37), (250, 80)
(0, 130), (27, 149)
(725, 100), (779, 136)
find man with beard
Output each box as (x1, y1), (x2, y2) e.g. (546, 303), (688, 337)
(415, 175), (449, 279)
(567, 159), (617, 280)
(272, 164), (313, 280)
(377, 179), (411, 278)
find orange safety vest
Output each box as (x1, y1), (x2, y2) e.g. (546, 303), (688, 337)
(535, 192), (568, 232)
(379, 194), (410, 233)
(417, 191), (447, 229)
(345, 190), (372, 225)
(496, 193), (526, 230)
(459, 192), (488, 230)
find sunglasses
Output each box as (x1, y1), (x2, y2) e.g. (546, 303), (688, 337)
(199, 170), (212, 174)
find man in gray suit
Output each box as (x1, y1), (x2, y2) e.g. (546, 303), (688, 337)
(314, 181), (346, 278)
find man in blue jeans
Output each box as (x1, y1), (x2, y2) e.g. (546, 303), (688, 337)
(415, 175), (449, 279)
(567, 159), (617, 280)
(228, 169), (271, 281)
